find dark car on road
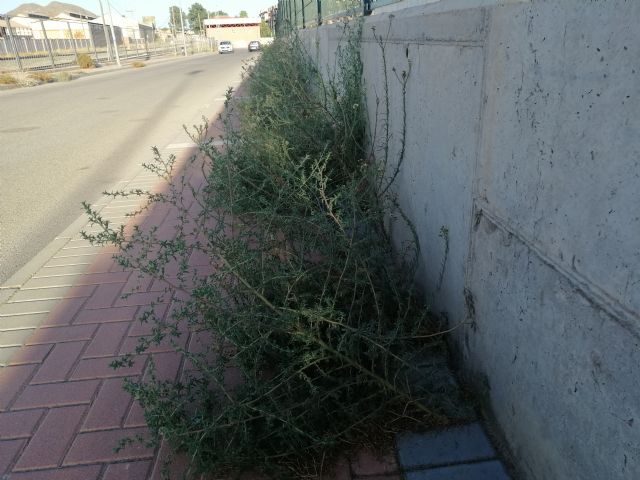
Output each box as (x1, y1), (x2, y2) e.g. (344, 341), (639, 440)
(248, 40), (261, 52)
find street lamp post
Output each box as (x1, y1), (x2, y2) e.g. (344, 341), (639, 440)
(170, 7), (178, 55)
(96, 0), (112, 60)
(179, 0), (187, 56)
(106, 0), (121, 66)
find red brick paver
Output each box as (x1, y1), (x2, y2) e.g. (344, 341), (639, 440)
(0, 439), (25, 473)
(351, 449), (400, 477)
(81, 378), (135, 431)
(0, 108), (406, 480)
(14, 405), (86, 470)
(9, 465), (102, 480)
(102, 461), (152, 480)
(0, 409), (44, 438)
(0, 364), (37, 410)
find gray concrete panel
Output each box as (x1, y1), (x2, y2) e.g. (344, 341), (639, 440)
(361, 5), (485, 325)
(467, 214), (640, 480)
(478, 2), (640, 319)
(301, 1), (640, 478)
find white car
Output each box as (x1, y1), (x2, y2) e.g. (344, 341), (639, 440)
(217, 41), (234, 54)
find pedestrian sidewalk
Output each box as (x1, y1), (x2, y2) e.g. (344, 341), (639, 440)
(0, 110), (514, 480)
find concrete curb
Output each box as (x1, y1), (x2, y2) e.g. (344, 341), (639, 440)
(0, 188), (131, 302)
(0, 237), (69, 292)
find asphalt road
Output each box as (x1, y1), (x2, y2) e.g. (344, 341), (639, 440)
(0, 52), (253, 284)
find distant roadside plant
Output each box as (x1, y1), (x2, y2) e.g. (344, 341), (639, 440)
(52, 71), (73, 82)
(12, 72), (39, 87)
(1, 71), (70, 87)
(83, 21), (465, 479)
(0, 73), (17, 85)
(260, 19), (272, 37)
(77, 53), (94, 68)
(29, 71), (53, 83)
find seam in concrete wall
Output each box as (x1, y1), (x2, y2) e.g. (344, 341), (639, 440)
(477, 203), (640, 342)
(373, 0), (530, 16)
(359, 38), (483, 47)
(463, 6), (490, 307)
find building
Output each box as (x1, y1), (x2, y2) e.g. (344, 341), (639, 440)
(89, 15), (154, 47)
(7, 1), (96, 20)
(7, 1), (97, 40)
(203, 17), (261, 48)
(0, 15), (32, 38)
(156, 28), (173, 42)
(10, 17), (89, 40)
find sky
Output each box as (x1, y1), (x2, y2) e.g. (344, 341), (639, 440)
(2, 0), (277, 27)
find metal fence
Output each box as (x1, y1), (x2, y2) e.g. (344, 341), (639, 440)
(276, 0), (402, 33)
(0, 16), (215, 73)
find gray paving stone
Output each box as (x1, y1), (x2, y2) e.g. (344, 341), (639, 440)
(96, 208), (139, 216)
(0, 346), (21, 366)
(10, 287), (74, 303)
(99, 201), (142, 209)
(56, 245), (106, 257)
(397, 423), (496, 468)
(59, 239), (96, 249)
(0, 329), (35, 347)
(33, 263), (90, 278)
(21, 276), (75, 289)
(46, 256), (96, 268)
(405, 460), (511, 480)
(0, 288), (17, 304)
(82, 223), (126, 234)
(0, 299), (60, 317)
(0, 237), (69, 289)
(0, 313), (49, 331)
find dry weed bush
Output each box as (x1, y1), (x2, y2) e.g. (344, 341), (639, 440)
(84, 24), (467, 479)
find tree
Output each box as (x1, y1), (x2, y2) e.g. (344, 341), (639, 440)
(168, 6), (186, 31)
(260, 19), (272, 37)
(239, 10), (248, 18)
(188, 2), (208, 34)
(210, 10), (229, 17)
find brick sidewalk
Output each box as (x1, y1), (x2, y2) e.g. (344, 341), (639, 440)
(0, 137), (408, 479)
(0, 113), (514, 480)
(0, 163), (167, 479)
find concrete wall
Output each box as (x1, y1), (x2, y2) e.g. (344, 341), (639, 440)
(303, 1), (640, 479)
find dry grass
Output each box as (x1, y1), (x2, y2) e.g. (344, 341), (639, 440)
(53, 71), (73, 82)
(0, 73), (18, 84)
(29, 71), (53, 83)
(131, 60), (146, 68)
(0, 69), (75, 87)
(13, 72), (39, 87)
(77, 53), (94, 69)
